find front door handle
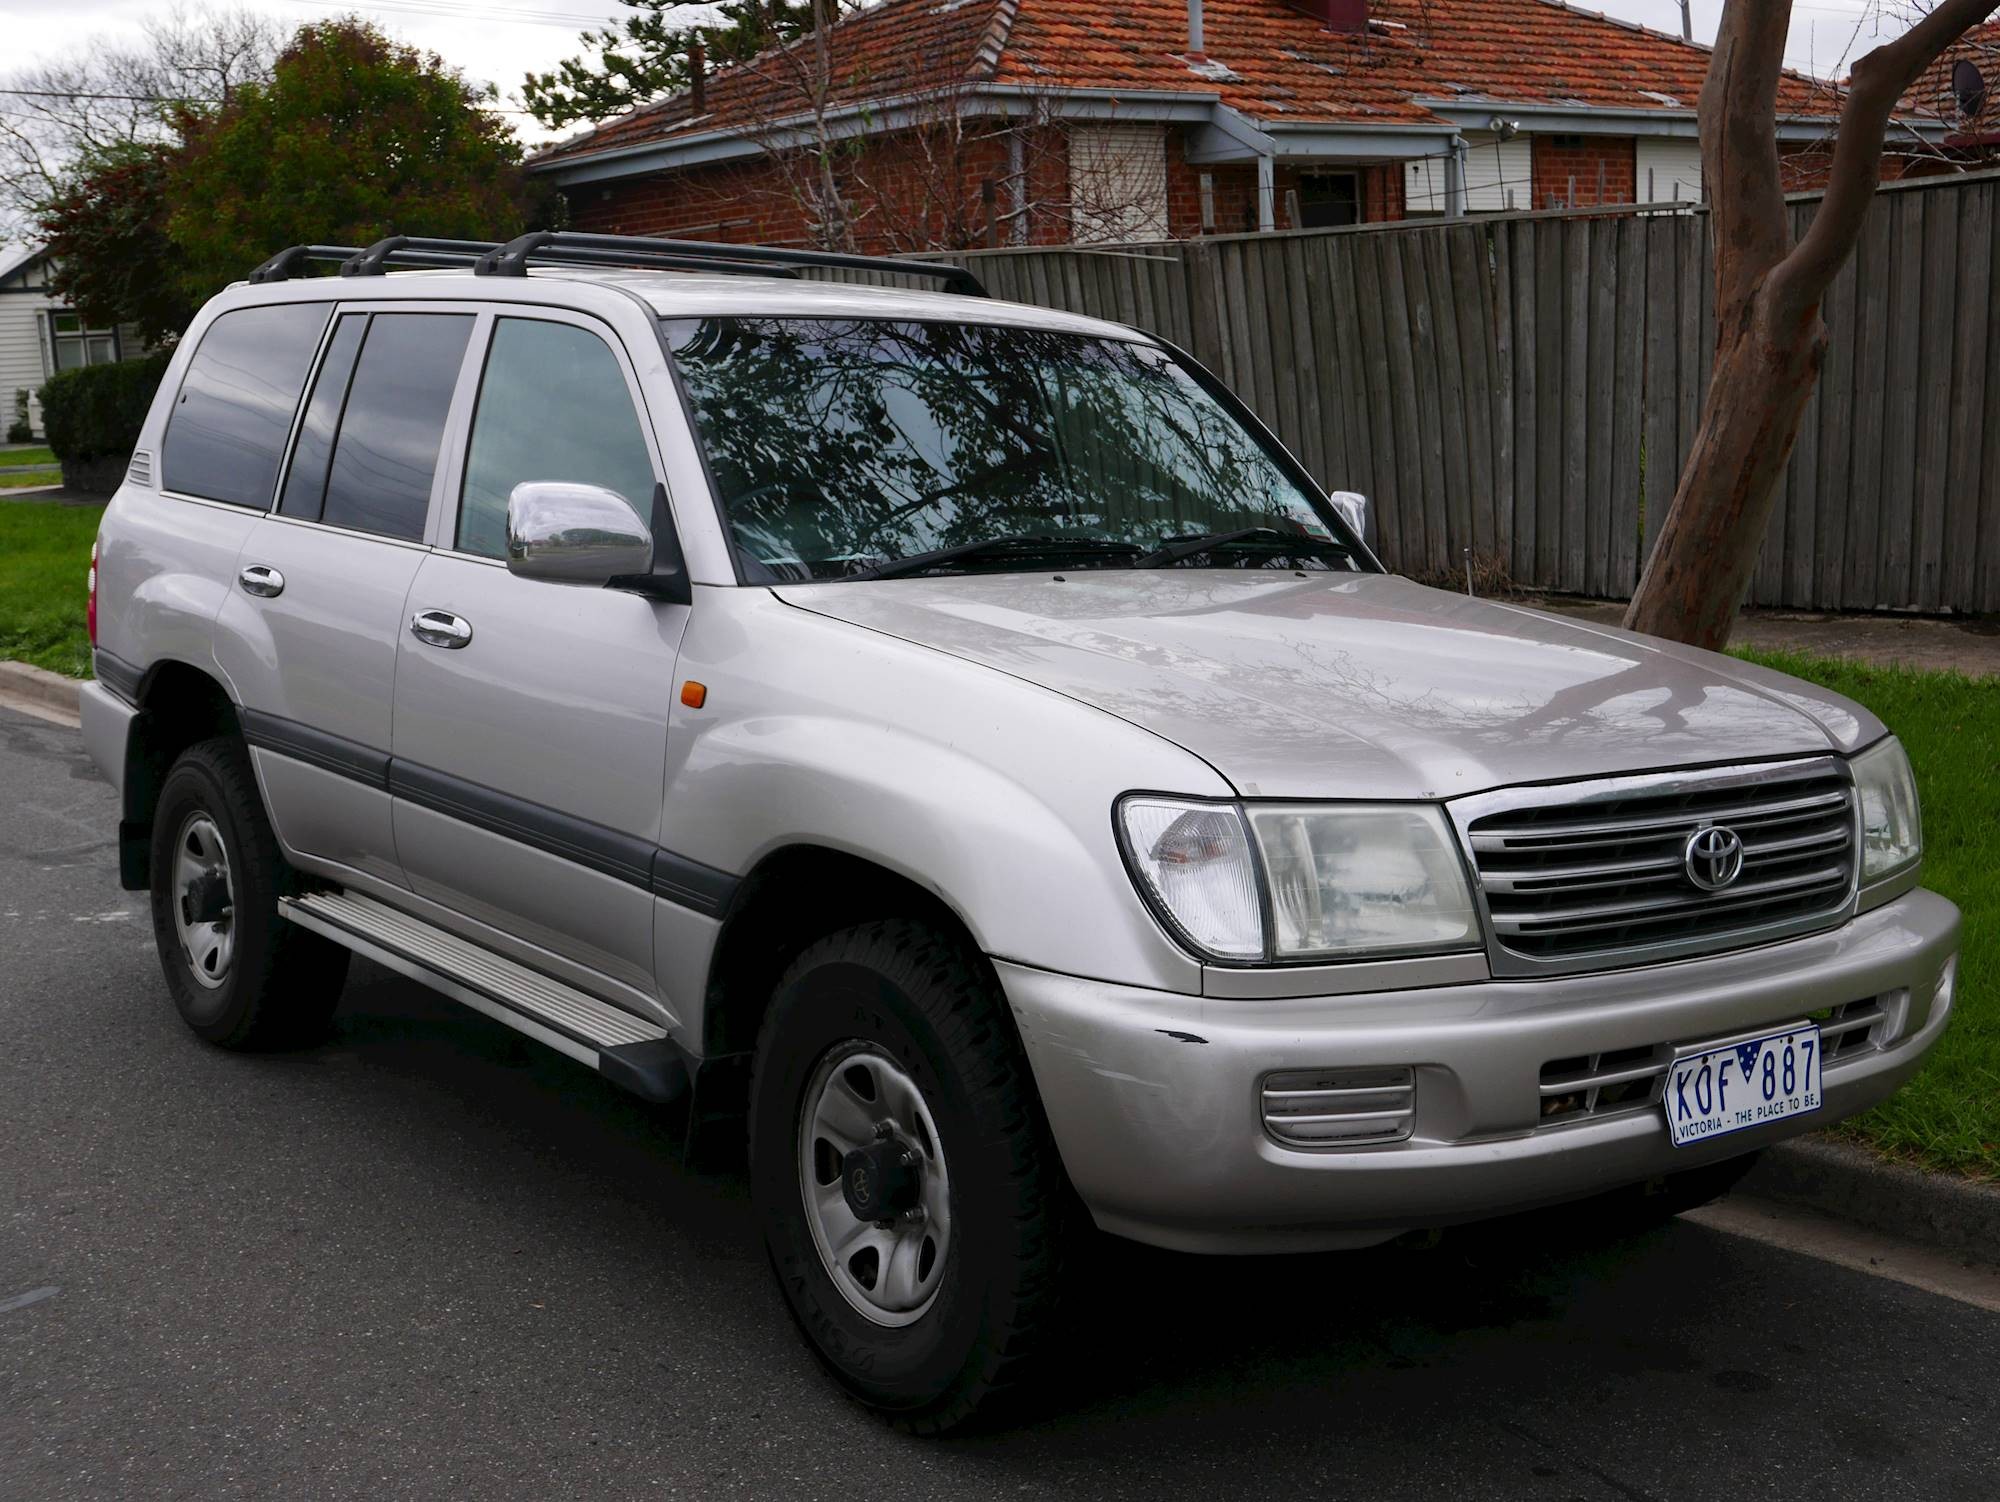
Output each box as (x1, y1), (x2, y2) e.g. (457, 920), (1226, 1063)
(410, 609), (473, 650)
(238, 564), (285, 598)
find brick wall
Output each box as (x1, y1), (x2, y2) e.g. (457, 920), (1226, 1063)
(569, 121), (1417, 249)
(567, 122), (1073, 252)
(1530, 134), (1637, 209)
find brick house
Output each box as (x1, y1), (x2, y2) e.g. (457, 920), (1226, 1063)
(1902, 21), (2000, 162)
(526, 0), (1950, 252)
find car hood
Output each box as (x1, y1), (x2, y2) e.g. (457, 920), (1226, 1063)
(777, 572), (1882, 801)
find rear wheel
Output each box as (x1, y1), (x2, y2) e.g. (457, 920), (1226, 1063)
(147, 737), (349, 1048)
(750, 921), (1070, 1433)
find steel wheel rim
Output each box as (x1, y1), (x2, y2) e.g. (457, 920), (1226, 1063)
(798, 1042), (953, 1328)
(171, 812), (235, 990)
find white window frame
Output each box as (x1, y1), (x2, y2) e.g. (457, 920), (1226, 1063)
(39, 308), (123, 378)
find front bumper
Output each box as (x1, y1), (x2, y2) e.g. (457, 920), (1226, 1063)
(1001, 889), (1960, 1253)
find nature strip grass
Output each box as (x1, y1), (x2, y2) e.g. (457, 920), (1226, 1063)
(0, 499), (101, 677)
(1737, 649), (1998, 1182)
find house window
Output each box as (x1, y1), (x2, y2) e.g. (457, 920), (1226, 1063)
(42, 311), (120, 375)
(1070, 125), (1169, 244)
(1298, 172), (1360, 229)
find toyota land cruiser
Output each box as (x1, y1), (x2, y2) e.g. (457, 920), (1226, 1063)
(79, 232), (1959, 1431)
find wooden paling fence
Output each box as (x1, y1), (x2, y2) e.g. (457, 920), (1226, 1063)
(867, 167), (2000, 614)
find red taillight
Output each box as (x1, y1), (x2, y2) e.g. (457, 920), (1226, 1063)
(87, 537), (99, 647)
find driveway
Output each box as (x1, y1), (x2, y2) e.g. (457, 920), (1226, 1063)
(2, 704), (1996, 1500)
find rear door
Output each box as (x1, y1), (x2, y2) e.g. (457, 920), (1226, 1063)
(388, 310), (689, 1000)
(214, 304), (478, 886)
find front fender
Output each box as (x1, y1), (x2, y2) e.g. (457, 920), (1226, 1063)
(662, 588), (1223, 994)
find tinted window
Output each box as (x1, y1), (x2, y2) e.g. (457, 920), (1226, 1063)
(278, 313), (366, 521)
(320, 313), (473, 541)
(162, 303), (330, 507)
(458, 319), (655, 560)
(664, 317), (1351, 583)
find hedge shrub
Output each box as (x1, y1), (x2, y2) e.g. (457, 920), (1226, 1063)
(39, 349), (174, 463)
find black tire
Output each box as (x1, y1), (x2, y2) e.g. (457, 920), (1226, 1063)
(147, 736), (350, 1049)
(749, 920), (1070, 1434)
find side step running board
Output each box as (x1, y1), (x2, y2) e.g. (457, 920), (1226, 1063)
(279, 890), (691, 1104)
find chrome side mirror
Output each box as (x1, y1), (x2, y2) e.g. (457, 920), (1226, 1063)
(506, 482), (653, 586)
(1328, 490), (1369, 543)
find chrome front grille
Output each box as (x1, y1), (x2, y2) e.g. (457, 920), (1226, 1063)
(1536, 995), (1894, 1127)
(1456, 759), (1857, 975)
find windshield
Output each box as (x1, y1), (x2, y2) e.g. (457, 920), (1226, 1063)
(662, 316), (1365, 583)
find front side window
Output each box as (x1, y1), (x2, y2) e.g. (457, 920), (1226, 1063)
(317, 312), (474, 541)
(664, 317), (1359, 583)
(457, 318), (656, 560)
(162, 303), (330, 508)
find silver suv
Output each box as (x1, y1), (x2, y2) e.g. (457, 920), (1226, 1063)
(81, 233), (1959, 1431)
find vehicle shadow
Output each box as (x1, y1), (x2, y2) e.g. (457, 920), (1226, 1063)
(292, 960), (1994, 1502)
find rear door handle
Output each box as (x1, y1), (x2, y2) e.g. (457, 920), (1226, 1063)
(410, 609), (473, 650)
(238, 564), (285, 598)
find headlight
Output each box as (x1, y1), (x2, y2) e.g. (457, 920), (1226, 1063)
(1852, 736), (1921, 885)
(1117, 797), (1480, 963)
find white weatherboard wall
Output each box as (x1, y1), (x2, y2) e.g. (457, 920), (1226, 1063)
(1071, 124), (1170, 244)
(1406, 132), (1533, 214)
(0, 249), (55, 438)
(1637, 137), (1703, 203)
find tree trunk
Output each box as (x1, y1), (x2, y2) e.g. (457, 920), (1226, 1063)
(1624, 295), (1826, 649)
(1621, 0), (2000, 648)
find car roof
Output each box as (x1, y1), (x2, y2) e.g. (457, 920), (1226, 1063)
(219, 265), (1151, 344)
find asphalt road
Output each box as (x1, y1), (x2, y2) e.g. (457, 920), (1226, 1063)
(3, 703), (1997, 1501)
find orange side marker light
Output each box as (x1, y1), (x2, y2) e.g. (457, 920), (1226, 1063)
(681, 680), (708, 709)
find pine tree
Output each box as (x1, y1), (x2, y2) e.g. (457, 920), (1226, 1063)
(524, 1), (817, 131)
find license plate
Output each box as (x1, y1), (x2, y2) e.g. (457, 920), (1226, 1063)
(1665, 1022), (1822, 1147)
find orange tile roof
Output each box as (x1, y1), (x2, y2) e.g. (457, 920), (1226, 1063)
(1902, 21), (2000, 132)
(532, 0), (1842, 168)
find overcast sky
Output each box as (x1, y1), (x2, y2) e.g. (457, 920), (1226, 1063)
(4, 0), (1913, 152)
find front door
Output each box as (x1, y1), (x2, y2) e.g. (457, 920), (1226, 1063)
(389, 312), (689, 1000)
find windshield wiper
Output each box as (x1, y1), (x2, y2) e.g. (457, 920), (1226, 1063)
(1138, 526), (1352, 568)
(850, 533), (1144, 582)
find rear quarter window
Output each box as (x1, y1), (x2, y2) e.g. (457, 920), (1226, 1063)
(161, 303), (331, 508)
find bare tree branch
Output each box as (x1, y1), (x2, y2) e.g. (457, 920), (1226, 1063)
(1773, 0), (2000, 321)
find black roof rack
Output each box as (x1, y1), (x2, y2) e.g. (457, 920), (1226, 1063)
(246, 231), (987, 296)
(246, 238), (498, 283)
(474, 231), (987, 297)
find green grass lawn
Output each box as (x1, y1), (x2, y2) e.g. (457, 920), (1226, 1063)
(1, 444), (58, 468)
(0, 499), (101, 677)
(0, 469), (62, 489)
(1737, 649), (1999, 1181)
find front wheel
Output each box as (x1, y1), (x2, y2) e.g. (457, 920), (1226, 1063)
(749, 921), (1071, 1433)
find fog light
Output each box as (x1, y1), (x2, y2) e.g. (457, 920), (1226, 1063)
(1261, 1066), (1416, 1148)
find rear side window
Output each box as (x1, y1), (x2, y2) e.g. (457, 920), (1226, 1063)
(161, 303), (330, 508)
(457, 318), (655, 560)
(278, 313), (366, 520)
(318, 313), (474, 541)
